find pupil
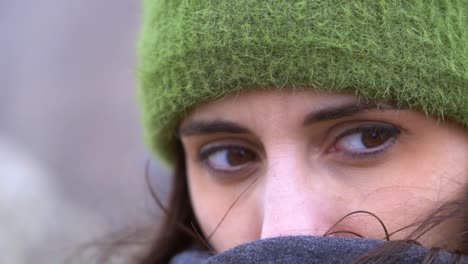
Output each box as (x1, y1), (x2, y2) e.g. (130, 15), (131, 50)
(362, 128), (390, 148)
(227, 149), (253, 166)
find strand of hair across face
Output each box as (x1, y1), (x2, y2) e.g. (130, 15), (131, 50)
(207, 176), (259, 241)
(323, 210), (390, 241)
(145, 160), (212, 250)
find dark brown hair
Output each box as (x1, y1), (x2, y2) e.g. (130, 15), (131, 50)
(136, 141), (468, 264)
(137, 141), (208, 264)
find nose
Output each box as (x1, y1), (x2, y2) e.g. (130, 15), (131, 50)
(259, 148), (336, 239)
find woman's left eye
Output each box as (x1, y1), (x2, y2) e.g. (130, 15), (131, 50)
(332, 123), (401, 157)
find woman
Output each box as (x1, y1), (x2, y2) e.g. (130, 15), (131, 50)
(137, 0), (468, 263)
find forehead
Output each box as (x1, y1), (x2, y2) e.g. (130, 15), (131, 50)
(183, 90), (358, 123)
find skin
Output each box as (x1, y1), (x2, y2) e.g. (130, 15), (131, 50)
(179, 90), (468, 252)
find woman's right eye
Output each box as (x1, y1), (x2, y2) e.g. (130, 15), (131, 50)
(199, 146), (258, 173)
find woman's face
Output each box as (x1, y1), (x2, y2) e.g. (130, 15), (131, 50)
(179, 90), (468, 252)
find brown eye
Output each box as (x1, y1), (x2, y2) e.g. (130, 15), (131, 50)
(227, 148), (256, 166)
(361, 127), (394, 148)
(334, 123), (401, 155)
(200, 146), (258, 172)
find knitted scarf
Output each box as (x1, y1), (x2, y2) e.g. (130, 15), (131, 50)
(170, 236), (467, 264)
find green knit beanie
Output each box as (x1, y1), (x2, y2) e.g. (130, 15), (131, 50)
(138, 0), (468, 165)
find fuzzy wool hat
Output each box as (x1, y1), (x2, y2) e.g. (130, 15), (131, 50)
(138, 0), (468, 165)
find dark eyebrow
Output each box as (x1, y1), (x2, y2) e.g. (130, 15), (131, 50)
(179, 120), (252, 137)
(180, 101), (404, 137)
(303, 101), (401, 125)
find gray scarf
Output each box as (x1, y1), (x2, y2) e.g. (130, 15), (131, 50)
(170, 236), (467, 263)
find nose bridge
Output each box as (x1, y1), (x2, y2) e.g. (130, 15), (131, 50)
(260, 144), (331, 239)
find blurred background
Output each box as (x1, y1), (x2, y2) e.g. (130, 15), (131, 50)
(1, 1), (170, 263)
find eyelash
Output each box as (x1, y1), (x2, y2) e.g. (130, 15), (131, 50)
(331, 123), (401, 159)
(199, 145), (253, 163)
(198, 122), (401, 174)
(198, 144), (259, 177)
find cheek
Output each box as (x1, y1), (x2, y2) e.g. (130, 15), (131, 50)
(329, 144), (468, 241)
(187, 166), (261, 251)
(396, 138), (468, 195)
(358, 142), (468, 241)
